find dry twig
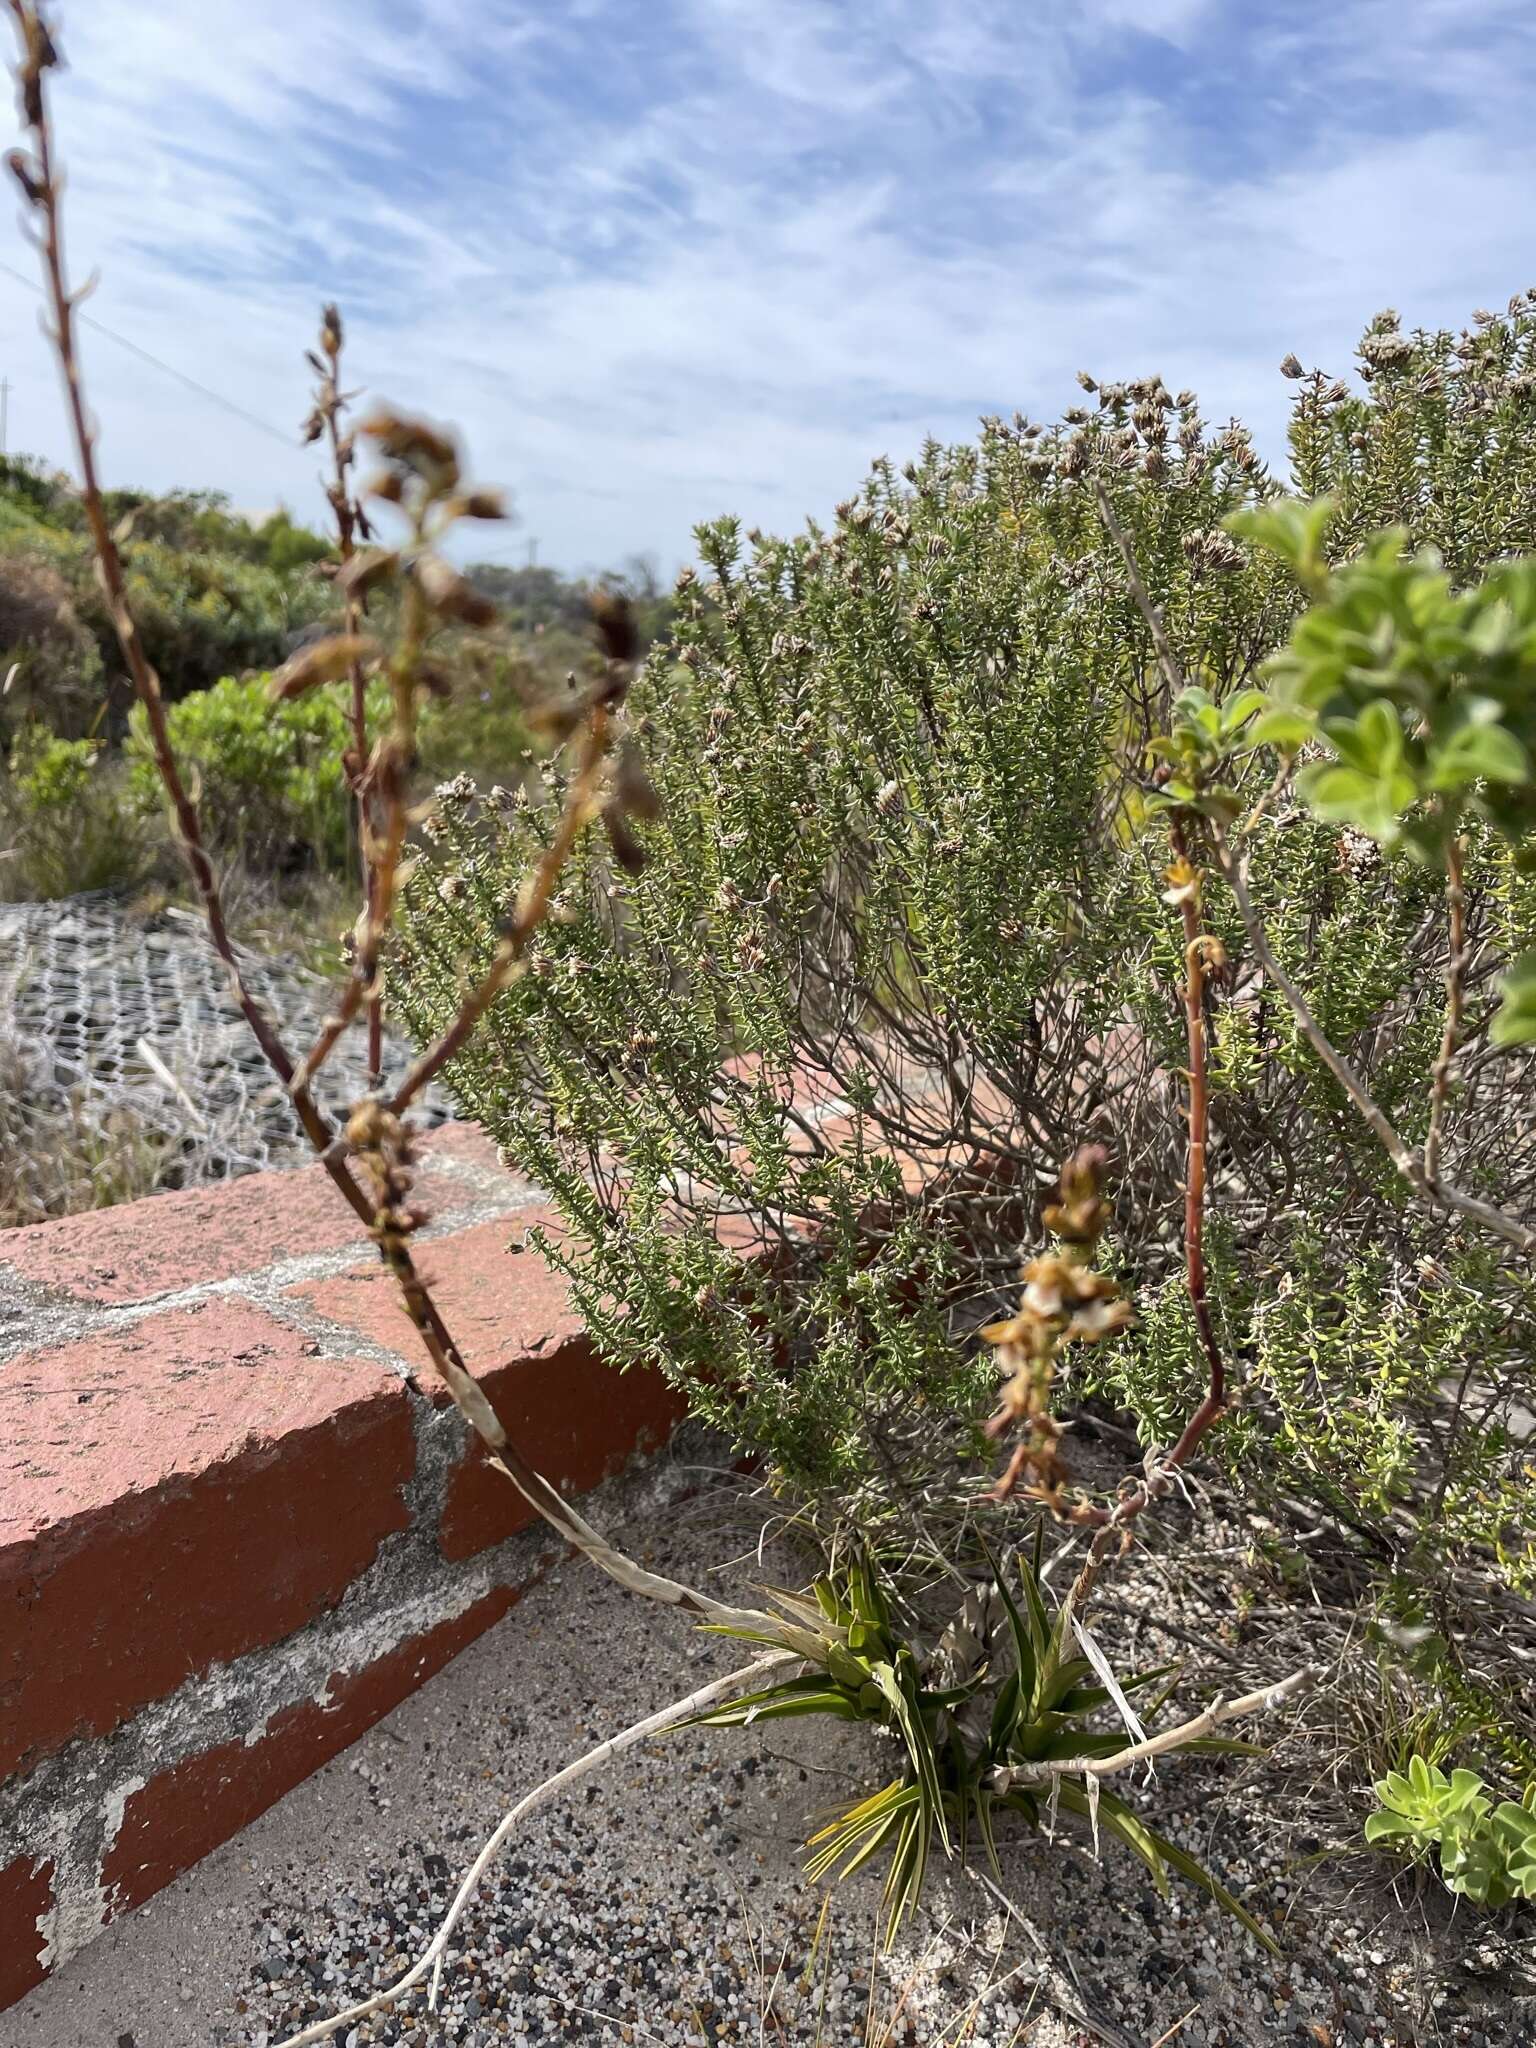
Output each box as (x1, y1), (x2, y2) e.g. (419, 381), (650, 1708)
(990, 1662), (1316, 1790)
(269, 1652), (795, 2048)
(4, 0), (787, 1648)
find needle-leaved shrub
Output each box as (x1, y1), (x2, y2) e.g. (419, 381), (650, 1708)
(398, 302), (1536, 1617)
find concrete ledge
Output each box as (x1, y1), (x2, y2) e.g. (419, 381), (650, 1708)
(0, 1124), (685, 2008)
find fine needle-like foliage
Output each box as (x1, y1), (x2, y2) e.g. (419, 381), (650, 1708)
(400, 300), (1536, 1647)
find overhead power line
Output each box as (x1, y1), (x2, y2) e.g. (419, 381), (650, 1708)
(0, 256), (297, 448)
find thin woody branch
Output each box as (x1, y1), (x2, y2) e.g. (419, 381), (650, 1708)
(286, 496), (433, 1104)
(5, 0), (784, 1649)
(990, 1662), (1317, 1791)
(1167, 818), (1225, 1416)
(1209, 822), (1536, 1255)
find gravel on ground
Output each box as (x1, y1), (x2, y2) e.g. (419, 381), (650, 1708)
(8, 1449), (1532, 2048)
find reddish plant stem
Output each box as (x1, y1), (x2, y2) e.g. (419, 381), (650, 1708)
(1170, 820), (1225, 1425)
(1424, 831), (1467, 1187)
(1066, 819), (1225, 1615)
(288, 320), (390, 1101)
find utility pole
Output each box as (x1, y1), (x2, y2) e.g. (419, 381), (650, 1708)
(526, 536), (538, 569)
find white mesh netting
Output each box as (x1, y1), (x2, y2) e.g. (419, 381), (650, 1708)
(0, 892), (447, 1182)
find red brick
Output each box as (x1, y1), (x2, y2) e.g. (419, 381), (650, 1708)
(290, 1214), (685, 1558)
(293, 1208), (585, 1366)
(101, 1588), (523, 1915)
(0, 1122), (499, 1306)
(0, 1301), (413, 1779)
(0, 1854), (52, 2009)
(438, 1333), (686, 1560)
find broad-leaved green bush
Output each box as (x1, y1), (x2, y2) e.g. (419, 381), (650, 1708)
(0, 461), (336, 732)
(125, 670), (368, 872)
(110, 539), (332, 705)
(121, 665), (540, 881)
(1, 723), (146, 898)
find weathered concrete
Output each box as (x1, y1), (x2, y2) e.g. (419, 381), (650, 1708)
(0, 1124), (683, 2006)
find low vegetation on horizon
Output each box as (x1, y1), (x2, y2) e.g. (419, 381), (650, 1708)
(0, 447), (674, 912)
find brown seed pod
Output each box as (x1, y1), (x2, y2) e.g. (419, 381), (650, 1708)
(590, 588), (640, 667)
(7, 147), (44, 205)
(360, 409), (461, 490)
(414, 555), (497, 628)
(448, 489), (509, 521)
(335, 547), (400, 600)
(268, 633), (378, 700)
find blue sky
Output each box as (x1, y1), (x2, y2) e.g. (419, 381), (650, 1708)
(2, 0), (1534, 573)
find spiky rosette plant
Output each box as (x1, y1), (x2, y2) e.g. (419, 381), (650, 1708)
(689, 1537), (1283, 1949)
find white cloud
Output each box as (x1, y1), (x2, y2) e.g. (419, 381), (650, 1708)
(0, 0), (1532, 571)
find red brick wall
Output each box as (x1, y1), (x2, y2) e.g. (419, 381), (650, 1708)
(0, 1124), (684, 2008)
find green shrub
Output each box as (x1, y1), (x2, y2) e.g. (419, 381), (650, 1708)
(395, 300), (1536, 1611)
(414, 642), (540, 789)
(1, 464), (337, 715)
(121, 663), (539, 879)
(126, 671), (363, 872)
(11, 723), (95, 808)
(1, 724), (146, 898)
(255, 509), (333, 577)
(0, 452), (66, 520)
(96, 486), (330, 573)
(0, 545), (104, 739)
(108, 540), (332, 703)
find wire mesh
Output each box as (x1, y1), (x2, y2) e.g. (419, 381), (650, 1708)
(0, 892), (448, 1184)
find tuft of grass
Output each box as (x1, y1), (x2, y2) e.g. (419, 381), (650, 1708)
(0, 1049), (181, 1227)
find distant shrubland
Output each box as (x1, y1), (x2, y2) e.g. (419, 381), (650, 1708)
(0, 452), (674, 920)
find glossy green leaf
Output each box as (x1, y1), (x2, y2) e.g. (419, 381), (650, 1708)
(1427, 720), (1529, 791)
(1250, 705), (1315, 750)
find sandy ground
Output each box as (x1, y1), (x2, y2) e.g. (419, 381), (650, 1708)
(6, 1457), (1524, 2048)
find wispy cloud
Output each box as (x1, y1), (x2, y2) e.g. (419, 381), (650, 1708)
(2, 0), (1532, 571)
